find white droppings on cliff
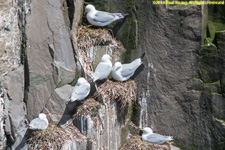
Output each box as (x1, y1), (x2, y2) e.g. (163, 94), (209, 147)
(139, 92), (148, 129)
(98, 105), (105, 128)
(147, 62), (153, 85)
(105, 46), (112, 55)
(23, 0), (31, 15)
(74, 98), (123, 150)
(139, 62), (153, 129)
(80, 115), (85, 134)
(0, 91), (6, 149)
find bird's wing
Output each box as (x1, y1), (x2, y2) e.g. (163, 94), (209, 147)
(71, 83), (90, 100)
(94, 11), (118, 23)
(146, 133), (171, 144)
(121, 59), (141, 77)
(93, 62), (111, 81)
(29, 118), (48, 130)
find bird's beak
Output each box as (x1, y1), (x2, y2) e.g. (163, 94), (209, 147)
(113, 67), (117, 71)
(110, 57), (112, 60)
(84, 10), (87, 15)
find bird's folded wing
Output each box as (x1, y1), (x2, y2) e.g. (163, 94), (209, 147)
(29, 118), (47, 130)
(93, 62), (111, 79)
(94, 11), (115, 23)
(120, 65), (135, 77)
(121, 59), (141, 77)
(75, 84), (90, 96)
(146, 133), (168, 143)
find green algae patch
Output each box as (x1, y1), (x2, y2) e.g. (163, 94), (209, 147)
(203, 5), (225, 46)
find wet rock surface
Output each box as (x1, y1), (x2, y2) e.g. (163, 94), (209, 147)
(73, 98), (122, 150)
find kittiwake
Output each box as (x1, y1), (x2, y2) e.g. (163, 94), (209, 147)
(141, 127), (173, 144)
(70, 77), (91, 102)
(85, 4), (128, 27)
(29, 113), (49, 130)
(92, 54), (112, 82)
(111, 53), (145, 81)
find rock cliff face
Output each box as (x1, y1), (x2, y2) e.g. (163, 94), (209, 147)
(0, 0), (225, 150)
(86, 1), (225, 149)
(26, 0), (76, 121)
(0, 1), (27, 149)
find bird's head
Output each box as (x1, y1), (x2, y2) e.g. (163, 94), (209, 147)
(142, 127), (153, 134)
(113, 62), (122, 71)
(85, 4), (95, 13)
(101, 54), (112, 62)
(77, 77), (88, 85)
(39, 113), (47, 120)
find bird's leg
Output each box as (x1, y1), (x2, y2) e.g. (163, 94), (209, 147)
(78, 99), (85, 105)
(106, 79), (112, 83)
(86, 25), (94, 28)
(94, 82), (98, 91)
(107, 28), (114, 37)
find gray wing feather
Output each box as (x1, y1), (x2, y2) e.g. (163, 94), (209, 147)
(146, 133), (171, 144)
(72, 83), (90, 100)
(121, 59), (141, 77)
(94, 11), (120, 23)
(93, 63), (111, 80)
(75, 84), (90, 96)
(29, 118), (47, 130)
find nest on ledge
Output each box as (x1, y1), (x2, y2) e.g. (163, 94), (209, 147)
(76, 98), (101, 118)
(76, 26), (124, 77)
(77, 25), (123, 51)
(93, 80), (137, 111)
(121, 135), (172, 150)
(27, 124), (85, 150)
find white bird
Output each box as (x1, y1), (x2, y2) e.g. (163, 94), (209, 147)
(112, 53), (145, 81)
(29, 113), (48, 130)
(85, 4), (128, 27)
(92, 54), (112, 82)
(141, 127), (173, 144)
(70, 77), (91, 102)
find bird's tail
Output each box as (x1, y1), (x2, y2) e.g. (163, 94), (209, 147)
(116, 13), (129, 19)
(140, 53), (145, 61)
(122, 13), (129, 18)
(168, 136), (174, 141)
(87, 77), (93, 82)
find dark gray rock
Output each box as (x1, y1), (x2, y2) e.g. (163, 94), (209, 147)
(26, 0), (76, 120)
(2, 66), (28, 149)
(73, 99), (127, 150)
(212, 94), (225, 120)
(91, 1), (225, 149)
(43, 84), (74, 124)
(0, 88), (6, 150)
